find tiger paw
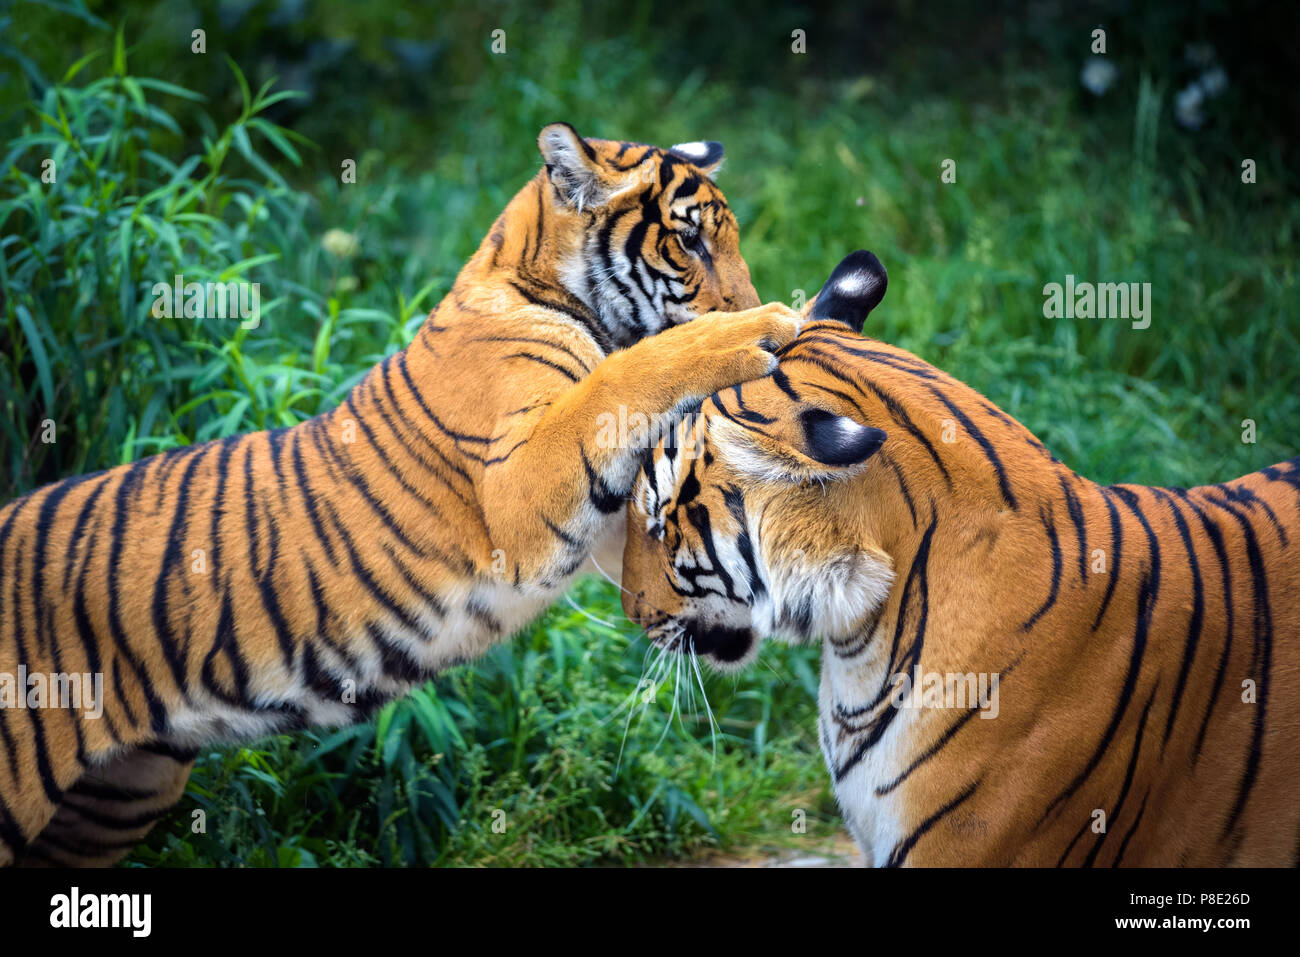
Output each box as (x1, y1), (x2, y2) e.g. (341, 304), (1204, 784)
(661, 302), (801, 395)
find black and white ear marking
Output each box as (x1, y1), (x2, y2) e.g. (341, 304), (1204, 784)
(669, 140), (725, 178)
(538, 122), (605, 210)
(799, 409), (886, 467)
(809, 250), (888, 332)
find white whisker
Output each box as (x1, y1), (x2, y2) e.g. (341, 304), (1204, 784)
(561, 591), (634, 631)
(689, 638), (721, 765)
(613, 637), (670, 776)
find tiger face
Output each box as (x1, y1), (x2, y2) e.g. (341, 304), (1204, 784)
(536, 123), (760, 345)
(621, 252), (893, 669)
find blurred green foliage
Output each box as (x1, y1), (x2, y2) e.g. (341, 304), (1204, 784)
(0, 0), (1295, 865)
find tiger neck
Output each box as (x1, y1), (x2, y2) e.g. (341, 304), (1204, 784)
(450, 174), (610, 351)
(851, 442), (1127, 672)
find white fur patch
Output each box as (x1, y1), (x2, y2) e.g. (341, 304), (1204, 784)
(671, 141), (710, 159)
(834, 270), (877, 297)
(669, 141), (723, 176)
(759, 547), (894, 642)
(819, 647), (912, 864)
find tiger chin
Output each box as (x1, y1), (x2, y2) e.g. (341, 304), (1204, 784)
(0, 123), (806, 866)
(623, 251), (1300, 867)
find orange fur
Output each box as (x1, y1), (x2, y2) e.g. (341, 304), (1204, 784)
(0, 124), (801, 866)
(623, 313), (1299, 867)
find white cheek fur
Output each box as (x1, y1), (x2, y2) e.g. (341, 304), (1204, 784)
(762, 548), (894, 642)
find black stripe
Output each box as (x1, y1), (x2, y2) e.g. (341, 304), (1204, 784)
(363, 623), (433, 684)
(11, 538), (69, 804)
(290, 428), (341, 567)
(1082, 684), (1157, 867)
(61, 472), (110, 591)
(343, 393), (457, 550)
(926, 385), (1018, 509)
(1148, 489), (1206, 748)
(71, 516), (125, 740)
(834, 515), (939, 781)
(32, 476), (95, 653)
(151, 445), (209, 692)
(69, 778), (159, 801)
(531, 182), (546, 264)
(1059, 474), (1089, 582)
(1214, 482), (1289, 547)
(41, 599), (87, 767)
(1021, 505), (1062, 631)
(799, 334), (942, 381)
(255, 493), (293, 669)
(506, 279), (610, 352)
(112, 658), (136, 728)
(880, 453), (918, 530)
(320, 499), (434, 642)
(137, 740), (199, 762)
(266, 427), (292, 508)
(105, 463), (169, 735)
(1111, 791), (1150, 866)
(875, 707), (979, 796)
(885, 779), (980, 867)
(543, 516), (581, 550)
(208, 436), (240, 573)
(301, 561), (362, 672)
(0, 491), (37, 784)
(580, 447), (624, 515)
(1198, 489), (1273, 841)
(466, 599), (503, 636)
(61, 797), (177, 830)
(308, 416), (436, 558)
(1092, 491), (1124, 630)
(504, 351), (581, 382)
(770, 367), (801, 402)
(723, 385), (776, 424)
(28, 825), (145, 856)
(1168, 489), (1235, 761)
(379, 542), (449, 620)
(200, 584), (251, 706)
(0, 698), (19, 781)
(0, 787), (29, 855)
(684, 503), (739, 601)
(721, 485), (765, 600)
(1041, 560), (1156, 824)
(468, 334), (593, 373)
(394, 353), (525, 466)
(1055, 816), (1093, 868)
(375, 358), (476, 502)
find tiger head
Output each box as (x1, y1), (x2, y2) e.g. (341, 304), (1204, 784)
(533, 123), (760, 346)
(621, 252), (893, 670)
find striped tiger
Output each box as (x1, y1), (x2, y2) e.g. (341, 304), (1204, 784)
(621, 251), (1300, 867)
(0, 123), (803, 866)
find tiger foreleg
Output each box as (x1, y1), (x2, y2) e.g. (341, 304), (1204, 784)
(478, 304), (800, 586)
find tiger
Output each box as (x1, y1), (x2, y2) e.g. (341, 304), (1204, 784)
(621, 250), (1300, 867)
(0, 123), (804, 866)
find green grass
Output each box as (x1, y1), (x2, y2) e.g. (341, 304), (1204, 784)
(1, 2), (1295, 866)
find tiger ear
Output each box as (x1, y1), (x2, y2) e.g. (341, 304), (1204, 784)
(799, 409), (887, 467)
(803, 250), (888, 332)
(538, 123), (614, 211)
(711, 407), (886, 484)
(669, 141), (725, 179)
